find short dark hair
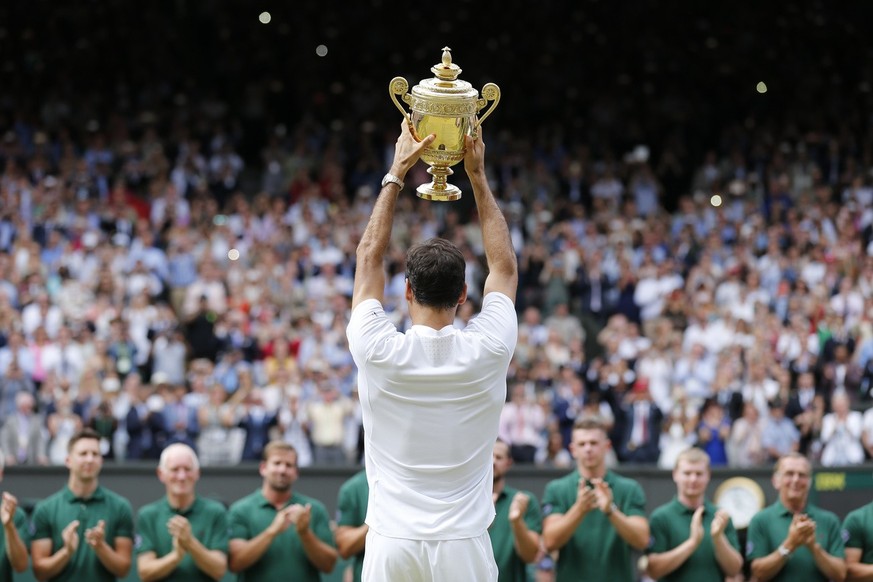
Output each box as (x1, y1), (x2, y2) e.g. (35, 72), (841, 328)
(68, 428), (102, 453)
(405, 238), (466, 310)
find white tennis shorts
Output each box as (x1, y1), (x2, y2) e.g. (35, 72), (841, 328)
(362, 529), (498, 582)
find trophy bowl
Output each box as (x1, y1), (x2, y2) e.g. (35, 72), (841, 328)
(389, 47), (500, 201)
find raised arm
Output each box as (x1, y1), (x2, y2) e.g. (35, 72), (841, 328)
(352, 121), (435, 310)
(463, 129), (517, 302)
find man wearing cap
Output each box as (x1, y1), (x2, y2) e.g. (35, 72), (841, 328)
(645, 448), (742, 581)
(30, 428), (134, 581)
(747, 452), (846, 582)
(136, 443), (228, 581)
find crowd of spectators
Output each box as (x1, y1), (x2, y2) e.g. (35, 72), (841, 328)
(1, 1), (873, 470)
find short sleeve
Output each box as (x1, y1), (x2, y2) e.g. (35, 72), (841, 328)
(205, 504), (230, 553)
(622, 481), (647, 518)
(464, 293), (518, 353)
(542, 480), (569, 518)
(134, 508), (156, 555)
(822, 512), (846, 558)
(347, 299), (398, 362)
(115, 498), (135, 539)
(843, 511), (865, 550)
(336, 483), (363, 528)
(646, 510), (670, 554)
(29, 502), (53, 542)
(745, 513), (769, 561)
(228, 504), (252, 541)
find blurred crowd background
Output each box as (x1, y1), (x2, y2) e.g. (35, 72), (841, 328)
(1, 0), (873, 471)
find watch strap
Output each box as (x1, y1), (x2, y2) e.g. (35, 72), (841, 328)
(381, 173), (404, 190)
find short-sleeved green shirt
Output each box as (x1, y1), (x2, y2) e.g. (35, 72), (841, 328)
(842, 502), (873, 563)
(747, 500), (845, 582)
(542, 469), (647, 582)
(490, 484), (542, 582)
(135, 496), (229, 581)
(646, 497), (740, 582)
(336, 470), (368, 582)
(31, 485), (134, 582)
(0, 505), (28, 580)
(228, 488), (335, 582)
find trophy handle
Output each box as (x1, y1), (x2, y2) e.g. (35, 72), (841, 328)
(474, 83), (501, 129)
(389, 77), (412, 122)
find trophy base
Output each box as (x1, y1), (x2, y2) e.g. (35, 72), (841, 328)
(416, 183), (461, 202)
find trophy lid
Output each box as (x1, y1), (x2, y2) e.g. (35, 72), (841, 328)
(410, 47), (479, 106)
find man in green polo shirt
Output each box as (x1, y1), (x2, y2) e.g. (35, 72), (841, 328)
(645, 448), (742, 581)
(747, 452), (846, 582)
(30, 428), (134, 582)
(335, 468), (368, 582)
(136, 443), (229, 581)
(843, 499), (873, 580)
(0, 450), (29, 578)
(542, 416), (649, 582)
(490, 439), (542, 582)
(228, 440), (337, 581)
(843, 503), (873, 580)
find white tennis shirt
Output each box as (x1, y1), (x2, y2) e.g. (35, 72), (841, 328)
(347, 292), (517, 540)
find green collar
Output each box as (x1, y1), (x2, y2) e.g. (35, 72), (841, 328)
(63, 485), (106, 504)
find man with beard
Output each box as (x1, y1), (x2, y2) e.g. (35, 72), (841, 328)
(135, 444), (229, 581)
(227, 441), (337, 581)
(30, 428), (134, 581)
(490, 439), (542, 581)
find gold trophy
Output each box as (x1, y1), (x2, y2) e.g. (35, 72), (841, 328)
(389, 47), (500, 201)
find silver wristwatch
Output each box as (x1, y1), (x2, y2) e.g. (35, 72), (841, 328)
(381, 173), (404, 190)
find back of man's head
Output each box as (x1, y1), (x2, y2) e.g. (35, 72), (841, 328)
(406, 238), (466, 310)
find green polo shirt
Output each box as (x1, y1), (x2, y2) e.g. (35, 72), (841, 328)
(228, 488), (335, 582)
(542, 469), (647, 582)
(1, 505), (28, 580)
(31, 485), (134, 582)
(747, 500), (845, 582)
(336, 470), (368, 582)
(135, 496), (229, 581)
(490, 484), (542, 582)
(842, 502), (873, 563)
(646, 497), (740, 582)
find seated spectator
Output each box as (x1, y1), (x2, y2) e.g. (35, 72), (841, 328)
(46, 393), (83, 465)
(535, 428), (573, 468)
(727, 401), (768, 468)
(819, 390), (864, 466)
(0, 392), (47, 465)
(694, 397), (731, 467)
(616, 378), (662, 464)
(237, 387), (277, 462)
(499, 382), (548, 464)
(0, 359), (34, 419)
(761, 397), (800, 462)
(307, 381), (353, 465)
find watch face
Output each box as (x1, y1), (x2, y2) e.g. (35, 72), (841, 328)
(714, 477), (765, 529)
